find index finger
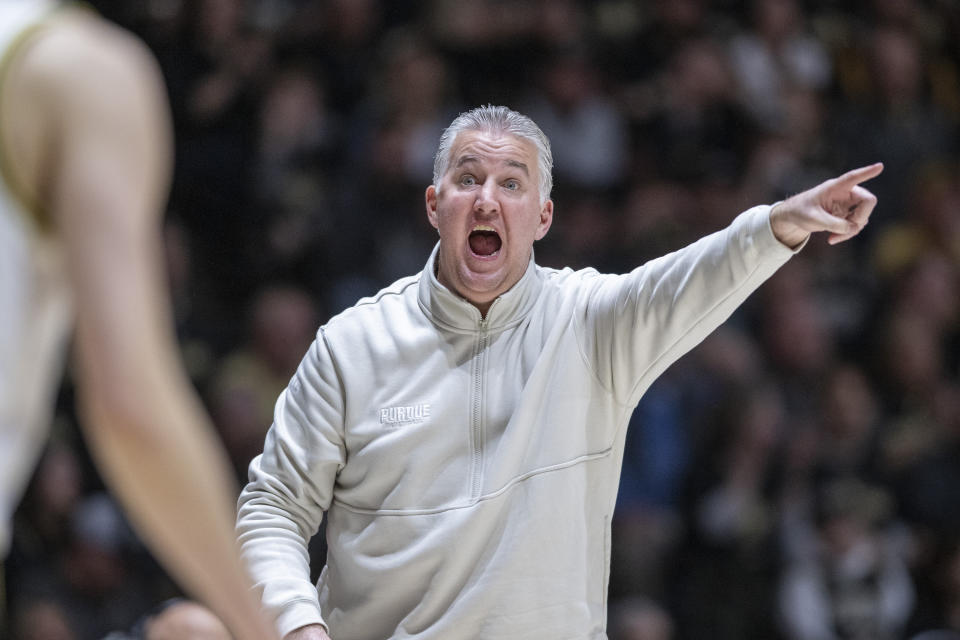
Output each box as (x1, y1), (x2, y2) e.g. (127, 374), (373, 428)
(834, 162), (884, 189)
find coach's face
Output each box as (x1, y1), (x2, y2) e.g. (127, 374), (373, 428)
(425, 130), (553, 316)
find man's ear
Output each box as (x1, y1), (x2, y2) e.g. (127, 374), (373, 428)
(534, 199), (554, 241)
(425, 185), (439, 230)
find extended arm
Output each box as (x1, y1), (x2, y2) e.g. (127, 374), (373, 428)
(577, 164), (882, 406)
(13, 14), (277, 640)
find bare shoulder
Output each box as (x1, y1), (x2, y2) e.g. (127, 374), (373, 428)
(2, 9), (173, 232)
(16, 9), (166, 117)
(0, 10), (169, 218)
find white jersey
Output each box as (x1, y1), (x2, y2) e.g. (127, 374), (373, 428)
(0, 0), (73, 556)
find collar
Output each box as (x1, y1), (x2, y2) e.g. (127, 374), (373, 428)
(417, 242), (543, 332)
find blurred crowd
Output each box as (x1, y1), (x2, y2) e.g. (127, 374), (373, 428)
(5, 0), (960, 638)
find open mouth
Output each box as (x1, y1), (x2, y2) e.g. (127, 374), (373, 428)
(468, 227), (502, 257)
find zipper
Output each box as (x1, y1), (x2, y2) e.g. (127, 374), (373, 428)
(469, 315), (489, 499)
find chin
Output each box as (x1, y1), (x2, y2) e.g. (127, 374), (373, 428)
(460, 270), (504, 297)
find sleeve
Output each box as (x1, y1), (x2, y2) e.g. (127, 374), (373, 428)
(575, 205), (799, 406)
(236, 328), (347, 637)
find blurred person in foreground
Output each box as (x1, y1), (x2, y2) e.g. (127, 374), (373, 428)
(236, 105), (882, 640)
(0, 3), (276, 638)
(103, 598), (232, 640)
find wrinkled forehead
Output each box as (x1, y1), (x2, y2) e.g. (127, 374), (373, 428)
(447, 130), (539, 176)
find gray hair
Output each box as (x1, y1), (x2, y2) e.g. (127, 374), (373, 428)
(432, 105), (553, 204)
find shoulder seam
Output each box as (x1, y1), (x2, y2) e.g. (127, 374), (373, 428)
(0, 18), (54, 231)
(352, 276), (420, 309)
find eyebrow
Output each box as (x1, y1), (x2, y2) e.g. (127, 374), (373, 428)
(455, 155), (530, 176)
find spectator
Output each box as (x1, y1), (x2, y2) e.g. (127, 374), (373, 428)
(678, 382), (787, 639)
(831, 26), (957, 231)
(208, 284), (321, 480)
(908, 537), (960, 636)
(777, 477), (915, 640)
(9, 597), (76, 640)
(104, 598), (232, 640)
(727, 0), (833, 132)
(608, 596), (675, 640)
(250, 62), (341, 289)
(521, 48), (631, 193)
(632, 36), (755, 209)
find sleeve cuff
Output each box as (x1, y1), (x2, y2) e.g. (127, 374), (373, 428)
(739, 202), (807, 257)
(275, 599), (328, 639)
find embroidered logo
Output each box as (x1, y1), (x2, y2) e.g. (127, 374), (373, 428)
(379, 403), (431, 428)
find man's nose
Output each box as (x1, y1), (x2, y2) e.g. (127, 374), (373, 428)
(474, 180), (499, 215)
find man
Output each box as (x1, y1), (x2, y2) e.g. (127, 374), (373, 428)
(0, 3), (275, 638)
(237, 105), (882, 640)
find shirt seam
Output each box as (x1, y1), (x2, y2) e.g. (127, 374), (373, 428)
(317, 327), (349, 446)
(352, 276), (419, 308)
(331, 447), (613, 516)
(0, 19), (53, 230)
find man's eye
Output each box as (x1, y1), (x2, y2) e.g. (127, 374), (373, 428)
(460, 175), (476, 186)
(504, 180), (520, 190)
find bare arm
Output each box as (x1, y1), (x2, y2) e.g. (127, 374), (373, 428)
(11, 14), (277, 640)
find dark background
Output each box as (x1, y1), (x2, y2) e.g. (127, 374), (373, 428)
(6, 1), (960, 639)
